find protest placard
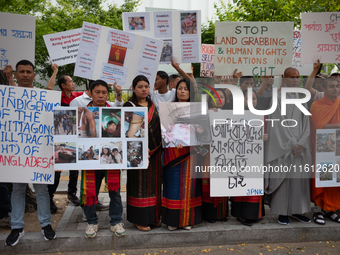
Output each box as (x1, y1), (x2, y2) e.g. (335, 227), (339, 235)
(200, 44), (214, 77)
(74, 22), (162, 89)
(0, 85), (61, 184)
(158, 102), (212, 148)
(214, 22), (293, 76)
(292, 30), (313, 75)
(43, 28), (82, 66)
(209, 110), (264, 196)
(301, 12), (340, 64)
(0, 12), (35, 69)
(315, 129), (340, 187)
(122, 10), (201, 64)
(53, 106), (148, 170)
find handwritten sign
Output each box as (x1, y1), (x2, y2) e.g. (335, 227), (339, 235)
(200, 44), (214, 77)
(43, 28), (82, 66)
(209, 110), (264, 196)
(74, 22), (162, 89)
(53, 106), (148, 170)
(292, 30), (313, 75)
(0, 85), (61, 184)
(315, 129), (340, 187)
(215, 22), (293, 76)
(0, 12), (35, 69)
(301, 12), (340, 63)
(123, 10), (201, 64)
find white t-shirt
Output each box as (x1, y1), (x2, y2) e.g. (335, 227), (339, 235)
(70, 91), (124, 107)
(151, 89), (176, 110)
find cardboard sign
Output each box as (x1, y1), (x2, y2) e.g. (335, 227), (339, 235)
(74, 22), (162, 90)
(0, 85), (61, 184)
(301, 12), (340, 63)
(209, 110), (264, 197)
(315, 129), (340, 187)
(53, 106), (149, 170)
(43, 28), (82, 66)
(0, 12), (35, 69)
(200, 44), (215, 77)
(292, 30), (313, 75)
(215, 22), (293, 76)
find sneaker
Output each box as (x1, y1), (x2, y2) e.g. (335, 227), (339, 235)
(291, 214), (311, 223)
(0, 216), (11, 227)
(67, 193), (80, 206)
(96, 201), (109, 211)
(278, 215), (289, 225)
(85, 224), (98, 238)
(110, 223), (126, 237)
(5, 228), (24, 246)
(168, 226), (177, 231)
(50, 200), (58, 213)
(42, 224), (56, 240)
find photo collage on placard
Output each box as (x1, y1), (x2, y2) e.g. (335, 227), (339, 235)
(124, 108), (147, 169)
(53, 108), (78, 170)
(54, 107), (148, 170)
(315, 129), (340, 187)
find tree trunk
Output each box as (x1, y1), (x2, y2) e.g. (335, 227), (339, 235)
(7, 184), (38, 213)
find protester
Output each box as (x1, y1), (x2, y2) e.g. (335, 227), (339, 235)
(80, 80), (125, 238)
(230, 89), (268, 226)
(254, 76), (275, 98)
(5, 60), (56, 246)
(162, 78), (202, 230)
(264, 67), (313, 225)
(310, 77), (340, 224)
(169, 74), (181, 90)
(124, 75), (162, 231)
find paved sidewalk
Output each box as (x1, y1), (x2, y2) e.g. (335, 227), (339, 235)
(1, 171), (340, 254)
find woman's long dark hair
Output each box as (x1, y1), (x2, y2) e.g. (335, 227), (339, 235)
(101, 147), (111, 157)
(128, 75), (152, 105)
(111, 148), (119, 163)
(174, 78), (196, 102)
(208, 88), (228, 109)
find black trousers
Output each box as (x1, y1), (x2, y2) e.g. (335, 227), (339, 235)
(48, 170), (79, 198)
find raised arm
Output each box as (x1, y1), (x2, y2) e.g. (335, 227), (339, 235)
(171, 59), (197, 92)
(46, 61), (59, 90)
(3, 65), (16, 86)
(304, 59), (321, 99)
(256, 76), (269, 96)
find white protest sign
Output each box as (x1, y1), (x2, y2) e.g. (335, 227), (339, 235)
(315, 129), (340, 187)
(0, 12), (35, 69)
(301, 12), (340, 63)
(200, 44), (215, 77)
(292, 30), (313, 75)
(209, 110), (264, 196)
(0, 85), (61, 184)
(74, 22), (162, 89)
(43, 28), (81, 66)
(123, 10), (201, 64)
(53, 106), (148, 170)
(215, 22), (293, 76)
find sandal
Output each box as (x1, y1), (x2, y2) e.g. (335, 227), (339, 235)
(134, 224), (151, 231)
(313, 212), (325, 225)
(323, 211), (340, 223)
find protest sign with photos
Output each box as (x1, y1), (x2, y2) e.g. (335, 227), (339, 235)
(53, 106), (148, 170)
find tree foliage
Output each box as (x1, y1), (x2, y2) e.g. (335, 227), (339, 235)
(1, 0), (139, 87)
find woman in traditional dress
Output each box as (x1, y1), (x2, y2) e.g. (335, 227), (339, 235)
(230, 89), (267, 226)
(203, 88), (229, 223)
(162, 78), (203, 230)
(124, 75), (162, 231)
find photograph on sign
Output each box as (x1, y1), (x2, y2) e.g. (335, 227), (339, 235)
(108, 45), (127, 66)
(101, 109), (122, 138)
(123, 12), (151, 31)
(180, 12), (197, 35)
(160, 39), (173, 63)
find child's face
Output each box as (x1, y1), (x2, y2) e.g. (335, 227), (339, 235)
(107, 123), (117, 131)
